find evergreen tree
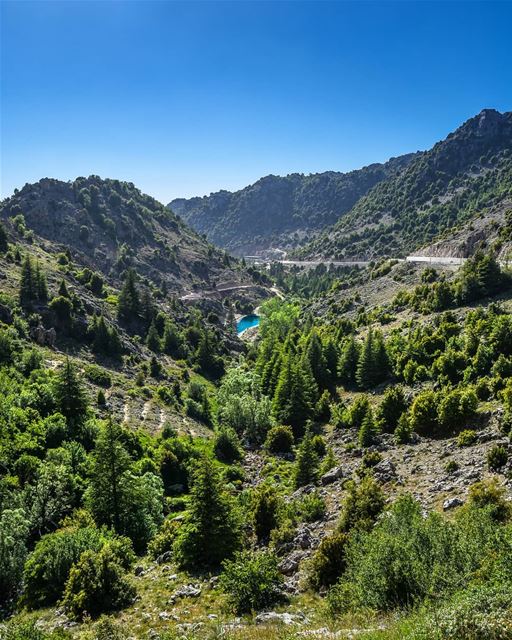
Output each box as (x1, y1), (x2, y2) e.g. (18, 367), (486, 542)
(53, 359), (88, 434)
(92, 315), (110, 354)
(117, 269), (139, 322)
(86, 418), (164, 552)
(58, 279), (70, 298)
(253, 485), (280, 543)
(19, 256), (36, 309)
(358, 410), (377, 448)
(356, 329), (374, 389)
(323, 338), (339, 383)
(86, 418), (132, 533)
(338, 335), (360, 387)
(294, 427), (319, 488)
(163, 320), (183, 357)
(35, 263), (48, 303)
(304, 330), (329, 390)
(272, 355), (312, 438)
(373, 330), (389, 381)
(146, 320), (161, 352)
(140, 288), (155, 330)
(174, 454), (241, 570)
(0, 221), (8, 253)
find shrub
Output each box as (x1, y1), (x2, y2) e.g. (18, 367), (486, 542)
(22, 523), (107, 608)
(220, 550), (284, 614)
(308, 531), (348, 590)
(457, 429), (477, 447)
(84, 364), (112, 388)
(338, 476), (385, 533)
(311, 434), (327, 457)
(213, 427), (243, 463)
(265, 425), (294, 455)
(467, 478), (512, 522)
(445, 459), (459, 473)
(296, 491), (326, 522)
(148, 517), (181, 559)
(62, 541), (136, 620)
(422, 583), (512, 640)
(253, 485), (281, 543)
(487, 444), (508, 471)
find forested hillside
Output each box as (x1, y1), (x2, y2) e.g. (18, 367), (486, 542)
(300, 109), (512, 260)
(169, 155), (416, 256)
(4, 180), (512, 640)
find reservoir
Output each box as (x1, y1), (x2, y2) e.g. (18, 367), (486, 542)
(237, 314), (260, 334)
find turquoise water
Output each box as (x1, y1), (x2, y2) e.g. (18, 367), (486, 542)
(237, 314), (260, 334)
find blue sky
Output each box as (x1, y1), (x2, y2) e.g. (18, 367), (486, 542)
(1, 1), (511, 203)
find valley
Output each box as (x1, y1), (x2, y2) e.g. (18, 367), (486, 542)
(1, 109), (512, 640)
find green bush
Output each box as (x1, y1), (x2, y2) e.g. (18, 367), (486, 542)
(296, 491), (326, 522)
(85, 364), (112, 388)
(338, 476), (385, 533)
(457, 429), (477, 447)
(22, 522), (107, 608)
(147, 517), (181, 559)
(220, 550), (284, 614)
(252, 485), (281, 543)
(421, 583), (512, 640)
(308, 531), (348, 590)
(213, 427), (243, 463)
(487, 444), (508, 471)
(62, 541), (136, 620)
(264, 425), (294, 454)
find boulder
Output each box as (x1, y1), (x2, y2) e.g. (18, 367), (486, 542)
(321, 466), (344, 485)
(443, 497), (464, 511)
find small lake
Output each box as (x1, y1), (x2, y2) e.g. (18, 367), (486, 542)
(237, 314), (260, 334)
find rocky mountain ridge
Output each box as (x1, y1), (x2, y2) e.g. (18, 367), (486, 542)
(169, 154), (417, 256)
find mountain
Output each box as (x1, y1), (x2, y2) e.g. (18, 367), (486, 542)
(0, 175), (258, 294)
(299, 108), (512, 260)
(169, 154), (417, 256)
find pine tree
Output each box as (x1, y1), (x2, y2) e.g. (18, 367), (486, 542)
(373, 330), (389, 383)
(323, 338), (339, 383)
(140, 288), (155, 330)
(338, 335), (360, 387)
(304, 330), (329, 390)
(146, 320), (161, 352)
(0, 222), (8, 253)
(294, 428), (319, 488)
(34, 263), (48, 303)
(53, 359), (88, 434)
(162, 320), (183, 357)
(117, 269), (139, 322)
(358, 410), (377, 448)
(272, 356), (313, 438)
(174, 454), (242, 570)
(86, 418), (132, 533)
(356, 329), (378, 390)
(19, 256), (36, 309)
(253, 485), (280, 543)
(92, 315), (111, 354)
(58, 279), (70, 298)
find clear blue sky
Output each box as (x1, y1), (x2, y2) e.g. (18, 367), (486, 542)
(1, 1), (511, 203)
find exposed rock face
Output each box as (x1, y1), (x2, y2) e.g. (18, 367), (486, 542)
(0, 176), (256, 295)
(169, 155), (417, 256)
(299, 109), (512, 260)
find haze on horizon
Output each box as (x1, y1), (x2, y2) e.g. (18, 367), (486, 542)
(1, 0), (511, 205)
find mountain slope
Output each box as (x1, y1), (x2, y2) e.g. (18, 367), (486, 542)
(0, 175), (256, 294)
(299, 109), (512, 260)
(169, 154), (417, 256)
